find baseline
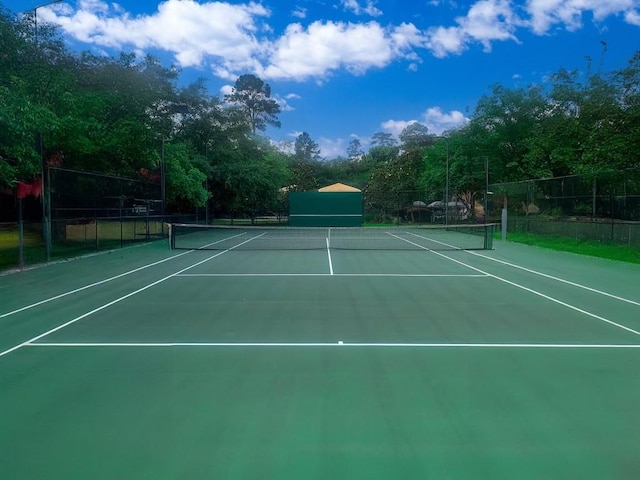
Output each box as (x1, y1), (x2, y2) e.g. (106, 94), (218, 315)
(25, 341), (640, 349)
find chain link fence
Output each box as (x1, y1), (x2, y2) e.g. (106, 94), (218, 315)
(362, 189), (491, 225)
(490, 168), (640, 246)
(1, 168), (197, 271)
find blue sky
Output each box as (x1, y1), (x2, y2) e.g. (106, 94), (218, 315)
(8, 0), (640, 158)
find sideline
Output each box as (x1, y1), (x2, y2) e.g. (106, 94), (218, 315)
(0, 250), (192, 319)
(393, 232), (640, 338)
(0, 233), (266, 358)
(466, 250), (640, 307)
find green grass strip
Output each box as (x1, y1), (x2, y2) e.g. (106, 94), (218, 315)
(503, 232), (640, 264)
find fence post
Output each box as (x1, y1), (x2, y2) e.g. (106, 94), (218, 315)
(501, 195), (508, 240)
(18, 197), (24, 269)
(592, 176), (597, 219)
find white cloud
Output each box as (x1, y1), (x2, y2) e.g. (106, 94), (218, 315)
(42, 0), (271, 71)
(426, 26), (467, 58)
(341, 0), (383, 17)
(381, 119), (418, 138)
(381, 108), (469, 137)
(273, 94), (296, 112)
(318, 137), (348, 159)
(426, 0), (521, 57)
(291, 6), (307, 19)
(219, 84), (234, 96)
(526, 0), (640, 34)
(263, 21), (395, 80)
(422, 107), (469, 134)
(38, 0), (640, 84)
(626, 9), (640, 25)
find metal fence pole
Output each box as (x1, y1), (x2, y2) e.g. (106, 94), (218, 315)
(18, 197), (24, 269)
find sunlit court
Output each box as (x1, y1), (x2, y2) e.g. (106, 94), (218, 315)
(3, 0), (640, 478)
(2, 226), (640, 479)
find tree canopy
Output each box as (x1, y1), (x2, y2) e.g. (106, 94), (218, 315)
(1, 5), (638, 223)
(224, 74), (281, 135)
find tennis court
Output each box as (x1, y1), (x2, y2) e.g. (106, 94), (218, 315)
(1, 225), (639, 479)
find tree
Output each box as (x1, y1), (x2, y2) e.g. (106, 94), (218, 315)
(211, 139), (290, 221)
(163, 142), (208, 210)
(399, 122), (433, 151)
(224, 74), (281, 134)
(347, 138), (364, 160)
(365, 150), (424, 223)
(294, 132), (321, 162)
(370, 131), (397, 148)
(290, 132), (320, 191)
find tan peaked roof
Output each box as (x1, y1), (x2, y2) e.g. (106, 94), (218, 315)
(318, 182), (361, 192)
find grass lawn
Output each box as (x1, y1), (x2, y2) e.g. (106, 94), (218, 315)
(502, 231), (640, 264)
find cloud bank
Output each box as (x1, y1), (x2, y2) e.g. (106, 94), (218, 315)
(38, 0), (640, 82)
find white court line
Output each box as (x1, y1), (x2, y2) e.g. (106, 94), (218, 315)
(326, 237), (334, 275)
(0, 234), (267, 359)
(0, 250), (192, 319)
(407, 231), (640, 307)
(1, 232), (250, 320)
(25, 342), (640, 349)
(175, 273), (488, 278)
(391, 232), (640, 338)
(465, 250), (640, 307)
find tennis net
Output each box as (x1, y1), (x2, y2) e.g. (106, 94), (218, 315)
(169, 224), (496, 251)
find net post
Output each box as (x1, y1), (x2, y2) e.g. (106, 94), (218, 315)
(484, 224), (494, 250)
(168, 224), (174, 249)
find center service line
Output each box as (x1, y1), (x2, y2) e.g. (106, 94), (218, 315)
(326, 238), (334, 275)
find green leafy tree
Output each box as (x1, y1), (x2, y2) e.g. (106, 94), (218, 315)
(399, 122), (433, 152)
(289, 132), (320, 191)
(370, 131), (397, 148)
(225, 74), (281, 134)
(347, 138), (364, 160)
(365, 150), (424, 223)
(212, 140), (290, 221)
(163, 142), (208, 210)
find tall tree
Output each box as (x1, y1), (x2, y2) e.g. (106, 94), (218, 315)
(347, 138), (364, 160)
(294, 132), (321, 162)
(290, 132), (320, 190)
(399, 122), (433, 151)
(370, 131), (397, 148)
(225, 74), (281, 134)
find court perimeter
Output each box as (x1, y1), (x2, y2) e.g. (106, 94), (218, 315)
(1, 237), (639, 479)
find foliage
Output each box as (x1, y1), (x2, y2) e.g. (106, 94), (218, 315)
(288, 132), (320, 191)
(365, 149), (424, 220)
(347, 138), (364, 160)
(0, 9), (288, 216)
(1, 4), (639, 222)
(418, 52), (640, 216)
(370, 131), (397, 148)
(224, 74), (281, 134)
(399, 122), (433, 152)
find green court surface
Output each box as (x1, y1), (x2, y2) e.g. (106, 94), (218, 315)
(1, 236), (640, 479)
